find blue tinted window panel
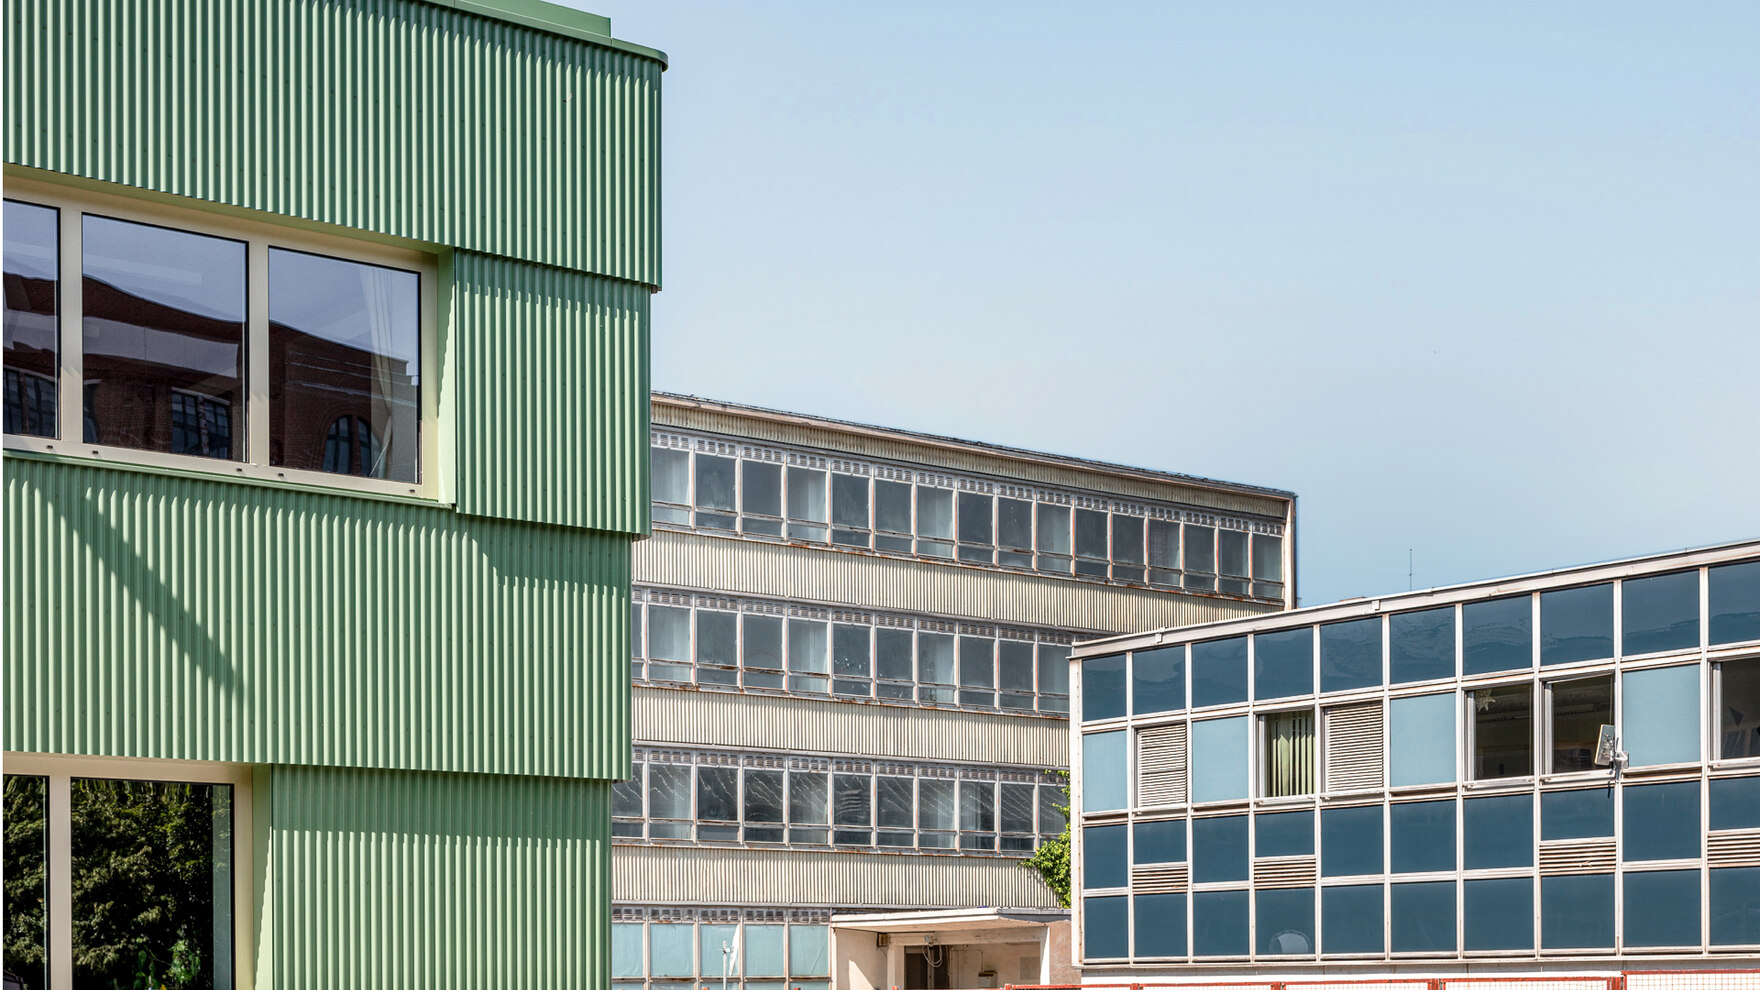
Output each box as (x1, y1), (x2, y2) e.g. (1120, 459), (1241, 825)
(1390, 607), (1455, 684)
(1464, 794), (1532, 870)
(1083, 896), (1129, 960)
(1190, 716), (1249, 804)
(1320, 618), (1382, 693)
(1256, 887), (1315, 956)
(1322, 885), (1384, 955)
(1392, 881), (1457, 953)
(1321, 804), (1383, 877)
(1254, 627), (1313, 701)
(1463, 595), (1532, 675)
(1390, 692), (1456, 787)
(1710, 867), (1760, 946)
(1134, 892), (1187, 958)
(1083, 731), (1127, 812)
(1191, 815), (1249, 884)
(1132, 645), (1184, 716)
(1623, 570), (1700, 655)
(1540, 583), (1614, 665)
(1085, 824), (1128, 889)
(1192, 890), (1250, 957)
(1083, 655), (1127, 722)
(1191, 637), (1248, 708)
(1623, 781), (1701, 861)
(1464, 877), (1533, 951)
(1255, 810), (1314, 858)
(1134, 819), (1185, 863)
(1710, 775), (1760, 831)
(1709, 560), (1760, 645)
(1541, 873), (1613, 949)
(1623, 663), (1701, 767)
(1541, 787), (1614, 840)
(1624, 870), (1701, 948)
(1391, 800), (1455, 874)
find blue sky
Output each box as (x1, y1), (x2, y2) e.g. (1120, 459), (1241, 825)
(572, 1), (1758, 605)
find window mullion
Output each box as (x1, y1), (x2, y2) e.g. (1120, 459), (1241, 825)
(58, 209), (82, 449)
(48, 771), (72, 990)
(246, 239), (270, 465)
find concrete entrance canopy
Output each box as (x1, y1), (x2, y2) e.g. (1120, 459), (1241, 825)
(830, 909), (1073, 990)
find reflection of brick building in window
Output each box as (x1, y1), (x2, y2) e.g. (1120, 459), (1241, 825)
(4, 268), (58, 437)
(270, 319), (417, 480)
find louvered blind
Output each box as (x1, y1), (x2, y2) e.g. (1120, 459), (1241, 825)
(1138, 724), (1188, 806)
(1324, 702), (1384, 791)
(1539, 839), (1616, 874)
(1709, 829), (1760, 867)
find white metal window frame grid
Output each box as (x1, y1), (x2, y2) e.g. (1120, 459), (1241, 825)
(646, 432), (1290, 604)
(1069, 553), (1760, 967)
(3, 176), (439, 501)
(611, 746), (1061, 857)
(609, 909), (832, 988)
(629, 587), (1075, 717)
(3, 751), (258, 990)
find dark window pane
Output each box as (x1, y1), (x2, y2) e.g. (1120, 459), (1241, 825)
(742, 460), (781, 516)
(1082, 654), (1126, 721)
(875, 776), (913, 830)
(697, 611), (737, 668)
(833, 774), (871, 828)
(787, 468), (828, 527)
(913, 487), (951, 542)
(1390, 800), (1455, 874)
(1192, 890), (1249, 957)
(85, 216), (245, 459)
(955, 491), (992, 546)
(2, 774), (48, 989)
(1711, 775), (1760, 831)
(1074, 509), (1107, 559)
(1000, 783), (1035, 835)
(997, 498), (1032, 549)
(1185, 526), (1215, 575)
(874, 628), (912, 682)
(1191, 815), (1249, 883)
(1255, 810), (1313, 858)
(1624, 781), (1700, 860)
(744, 770), (784, 824)
(873, 480), (910, 534)
(1623, 570), (1700, 655)
(1037, 644), (1070, 701)
(1723, 658), (1760, 760)
(1035, 504), (1069, 554)
(1391, 880), (1455, 953)
(832, 624), (870, 679)
(831, 474), (869, 530)
(1541, 873), (1613, 949)
(698, 766), (739, 822)
(1132, 645), (1184, 715)
(1710, 560), (1760, 645)
(1320, 618), (1382, 693)
(1147, 519), (1179, 569)
(1541, 787), (1613, 840)
(1324, 885), (1383, 955)
(1540, 583), (1613, 665)
(647, 765), (691, 824)
(1134, 892), (1185, 958)
(1321, 804), (1382, 877)
(693, 454), (735, 511)
(1257, 887), (1314, 955)
(1625, 870), (1701, 947)
(1473, 683), (1533, 780)
(71, 778), (233, 988)
(998, 640), (1034, 694)
(918, 779), (955, 833)
(612, 770), (643, 817)
(1113, 515), (1144, 565)
(1083, 896), (1128, 960)
(959, 637), (994, 690)
(1464, 877), (1533, 951)
(1039, 785), (1068, 835)
(1462, 595), (1532, 675)
(1464, 794), (1533, 869)
(1191, 637), (1248, 708)
(1218, 530), (1248, 579)
(1253, 534), (1284, 583)
(1084, 824), (1127, 889)
(1390, 607), (1455, 684)
(1254, 627), (1313, 701)
(959, 781), (994, 835)
(789, 773), (828, 829)
(1549, 674), (1612, 773)
(4, 201), (59, 439)
(1134, 819), (1185, 863)
(743, 614), (784, 672)
(1711, 866), (1760, 945)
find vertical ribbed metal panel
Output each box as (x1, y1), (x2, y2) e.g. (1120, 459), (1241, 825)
(4, 457), (633, 779)
(5, 0), (662, 287)
(454, 253), (650, 532)
(272, 765), (611, 989)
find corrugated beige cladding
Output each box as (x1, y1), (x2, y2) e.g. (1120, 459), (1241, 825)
(634, 687), (1068, 767)
(4, 457), (633, 780)
(612, 843), (1060, 910)
(271, 765), (612, 990)
(633, 530), (1280, 632)
(5, 0), (662, 287)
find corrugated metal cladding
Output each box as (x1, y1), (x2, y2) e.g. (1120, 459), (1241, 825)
(633, 531), (1279, 632)
(272, 765), (611, 990)
(612, 844), (1059, 910)
(634, 687), (1067, 767)
(4, 458), (632, 780)
(652, 402), (1290, 519)
(454, 253), (650, 532)
(5, 0), (662, 287)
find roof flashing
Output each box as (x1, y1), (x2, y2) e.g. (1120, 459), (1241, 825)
(426, 0), (668, 66)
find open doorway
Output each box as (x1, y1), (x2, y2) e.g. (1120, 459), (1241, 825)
(903, 946), (951, 990)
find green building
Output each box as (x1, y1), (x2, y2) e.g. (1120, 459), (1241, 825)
(2, 1), (662, 987)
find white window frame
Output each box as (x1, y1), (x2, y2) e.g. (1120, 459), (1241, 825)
(4, 751), (256, 990)
(4, 175), (440, 500)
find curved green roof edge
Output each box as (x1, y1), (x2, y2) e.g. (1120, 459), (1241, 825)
(427, 0), (669, 67)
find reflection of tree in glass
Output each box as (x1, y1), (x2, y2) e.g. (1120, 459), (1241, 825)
(71, 779), (223, 990)
(4, 775), (49, 989)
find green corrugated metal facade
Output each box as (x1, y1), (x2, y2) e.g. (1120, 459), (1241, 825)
(5, 0), (659, 985)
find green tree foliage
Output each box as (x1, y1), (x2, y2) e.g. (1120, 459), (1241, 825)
(4, 775), (49, 989)
(1020, 772), (1070, 907)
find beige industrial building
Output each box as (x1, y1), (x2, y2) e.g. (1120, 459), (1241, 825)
(612, 393), (1296, 990)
